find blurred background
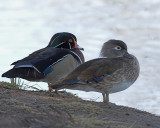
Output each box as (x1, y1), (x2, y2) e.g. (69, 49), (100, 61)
(0, 0), (160, 115)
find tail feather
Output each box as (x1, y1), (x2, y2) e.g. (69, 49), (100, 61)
(51, 77), (86, 90)
(51, 78), (78, 89)
(2, 68), (20, 78)
(2, 68), (44, 81)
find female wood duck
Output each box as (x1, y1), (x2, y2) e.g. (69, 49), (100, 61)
(2, 32), (85, 92)
(51, 40), (140, 103)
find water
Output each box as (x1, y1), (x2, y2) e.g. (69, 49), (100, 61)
(0, 0), (160, 115)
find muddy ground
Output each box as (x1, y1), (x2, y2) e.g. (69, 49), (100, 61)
(0, 82), (160, 128)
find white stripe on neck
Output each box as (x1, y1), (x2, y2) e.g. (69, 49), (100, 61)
(70, 51), (82, 64)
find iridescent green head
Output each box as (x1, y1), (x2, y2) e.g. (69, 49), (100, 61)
(47, 32), (79, 49)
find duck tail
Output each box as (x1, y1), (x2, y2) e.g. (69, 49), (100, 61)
(2, 68), (44, 81)
(51, 77), (85, 90)
(2, 68), (19, 78)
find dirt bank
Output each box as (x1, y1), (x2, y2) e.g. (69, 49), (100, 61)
(0, 82), (160, 128)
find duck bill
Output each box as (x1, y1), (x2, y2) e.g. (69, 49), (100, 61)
(124, 52), (133, 58)
(74, 41), (84, 51)
(77, 45), (84, 51)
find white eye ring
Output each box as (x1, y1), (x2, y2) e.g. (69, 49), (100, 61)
(114, 46), (122, 50)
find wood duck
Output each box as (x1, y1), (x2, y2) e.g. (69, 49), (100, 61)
(2, 32), (85, 92)
(51, 40), (140, 103)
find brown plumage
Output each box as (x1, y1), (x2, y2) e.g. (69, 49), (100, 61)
(51, 40), (140, 103)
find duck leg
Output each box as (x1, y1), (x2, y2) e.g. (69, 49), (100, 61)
(102, 93), (109, 103)
(48, 83), (52, 92)
(48, 83), (59, 94)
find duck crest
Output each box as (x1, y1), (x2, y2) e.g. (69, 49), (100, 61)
(48, 32), (77, 48)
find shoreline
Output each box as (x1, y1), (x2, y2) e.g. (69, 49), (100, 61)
(0, 82), (160, 128)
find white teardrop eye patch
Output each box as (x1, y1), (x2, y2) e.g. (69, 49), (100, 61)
(114, 46), (122, 50)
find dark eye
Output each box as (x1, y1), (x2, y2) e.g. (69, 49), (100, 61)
(114, 46), (122, 50)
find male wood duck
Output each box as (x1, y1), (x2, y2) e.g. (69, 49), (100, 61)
(51, 40), (140, 103)
(2, 32), (85, 92)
